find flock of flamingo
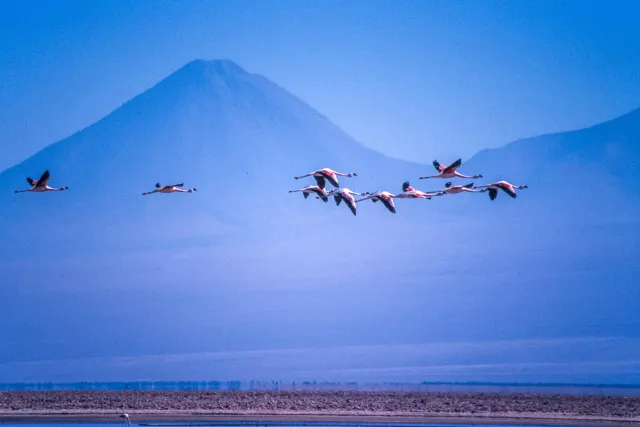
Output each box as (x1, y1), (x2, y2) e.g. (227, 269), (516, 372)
(289, 158), (528, 216)
(13, 159), (527, 217)
(13, 170), (197, 195)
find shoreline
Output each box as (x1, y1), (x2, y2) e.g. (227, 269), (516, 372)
(2, 412), (640, 427)
(2, 391), (640, 426)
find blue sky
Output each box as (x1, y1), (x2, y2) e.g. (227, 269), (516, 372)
(1, 0), (639, 171)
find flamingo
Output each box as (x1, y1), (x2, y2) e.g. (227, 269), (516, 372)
(14, 170), (69, 193)
(394, 181), (442, 199)
(120, 414), (131, 427)
(441, 181), (484, 195)
(356, 191), (397, 214)
(293, 168), (357, 189)
(289, 185), (329, 202)
(328, 188), (363, 216)
(419, 158), (482, 180)
(142, 183), (197, 195)
(474, 181), (528, 200)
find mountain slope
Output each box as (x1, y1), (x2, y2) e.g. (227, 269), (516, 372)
(0, 59), (433, 251)
(461, 107), (640, 217)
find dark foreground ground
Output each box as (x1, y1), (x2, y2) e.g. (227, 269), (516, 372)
(1, 390), (640, 426)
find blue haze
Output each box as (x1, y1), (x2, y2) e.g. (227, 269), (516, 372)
(0, 59), (639, 383)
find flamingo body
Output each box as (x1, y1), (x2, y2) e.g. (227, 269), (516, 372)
(294, 168), (357, 189)
(441, 181), (483, 194)
(142, 183), (197, 195)
(289, 185), (329, 202)
(356, 191), (396, 213)
(15, 170), (69, 193)
(328, 188), (362, 216)
(419, 158), (483, 180)
(474, 181), (528, 200)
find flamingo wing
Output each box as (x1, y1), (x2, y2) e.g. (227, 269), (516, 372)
(333, 194), (342, 206)
(463, 182), (474, 189)
(168, 183), (184, 188)
(498, 183), (517, 198)
(380, 196), (396, 213)
(303, 192), (309, 199)
(488, 188), (498, 200)
(26, 177), (36, 186)
(35, 170), (50, 187)
(310, 187), (327, 200)
(322, 172), (340, 188)
(343, 196), (356, 216)
(155, 183), (162, 188)
(432, 160), (444, 172)
(402, 181), (414, 192)
(314, 175), (326, 189)
(443, 158), (462, 173)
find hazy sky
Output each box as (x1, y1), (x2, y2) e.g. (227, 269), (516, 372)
(1, 0), (639, 170)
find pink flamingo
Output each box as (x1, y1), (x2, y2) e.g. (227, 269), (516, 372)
(474, 181), (528, 200)
(289, 185), (329, 202)
(419, 159), (482, 180)
(294, 168), (357, 189)
(356, 191), (397, 214)
(14, 170), (69, 193)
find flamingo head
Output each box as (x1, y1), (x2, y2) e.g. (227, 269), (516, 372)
(474, 174), (483, 179)
(348, 172), (357, 177)
(519, 184), (528, 189)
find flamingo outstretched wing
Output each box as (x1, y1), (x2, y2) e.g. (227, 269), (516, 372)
(443, 159), (462, 173)
(432, 160), (444, 172)
(35, 170), (50, 187)
(343, 196), (356, 216)
(26, 177), (36, 186)
(380, 196), (396, 213)
(498, 183), (517, 198)
(168, 183), (184, 188)
(322, 172), (340, 188)
(488, 188), (498, 200)
(314, 175), (326, 189)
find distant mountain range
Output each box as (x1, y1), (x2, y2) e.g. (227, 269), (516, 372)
(1, 59), (638, 383)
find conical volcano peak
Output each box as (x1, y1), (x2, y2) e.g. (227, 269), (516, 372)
(173, 59), (250, 85)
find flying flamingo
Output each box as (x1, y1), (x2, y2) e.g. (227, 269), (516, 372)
(327, 188), (364, 216)
(474, 181), (528, 200)
(142, 183), (197, 195)
(441, 181), (484, 195)
(14, 170), (69, 193)
(419, 159), (482, 180)
(394, 181), (442, 199)
(294, 168), (357, 189)
(289, 185), (329, 202)
(356, 191), (397, 214)
(120, 414), (131, 427)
